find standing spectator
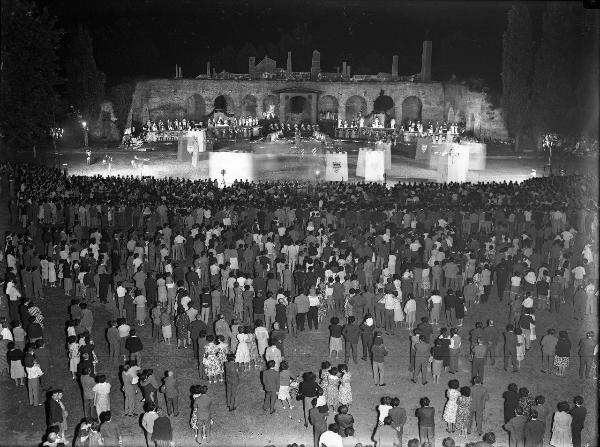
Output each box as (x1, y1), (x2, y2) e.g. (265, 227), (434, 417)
(483, 320), (500, 366)
(99, 411), (122, 446)
(503, 383), (520, 424)
(224, 353), (239, 411)
(106, 321), (120, 364)
(524, 409), (545, 447)
(141, 403), (159, 447)
(411, 335), (430, 385)
(469, 376), (489, 436)
(578, 331), (596, 379)
(190, 384), (212, 443)
(8, 342), (25, 386)
(540, 329), (558, 374)
(342, 316), (360, 364)
(569, 396), (587, 447)
(125, 329), (143, 367)
(48, 389), (68, 442)
(371, 335), (388, 386)
(443, 379), (460, 433)
(416, 396), (435, 446)
(80, 367), (96, 419)
(472, 337), (487, 382)
(329, 317), (343, 360)
(295, 289), (310, 332)
(92, 375), (111, 419)
(448, 328), (461, 374)
(572, 286), (586, 320)
(309, 397), (328, 447)
(300, 371), (323, 427)
(25, 358), (43, 407)
(504, 406), (527, 447)
(151, 408), (173, 447)
(550, 401), (573, 447)
(374, 416), (397, 447)
(388, 397), (406, 447)
(554, 331), (571, 377)
(360, 316), (375, 361)
(159, 370), (180, 417)
(455, 386), (472, 437)
(319, 423), (343, 447)
(262, 359), (280, 414)
(504, 325), (519, 372)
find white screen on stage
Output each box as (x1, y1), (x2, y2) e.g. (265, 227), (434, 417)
(209, 152), (254, 187)
(364, 150), (385, 182)
(325, 152), (349, 181)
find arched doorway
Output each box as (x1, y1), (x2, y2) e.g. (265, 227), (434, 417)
(373, 95), (395, 118)
(286, 96), (311, 122)
(214, 95), (236, 115)
(345, 95), (367, 121)
(241, 95), (258, 117)
(262, 95), (279, 118)
(185, 94), (205, 121)
(401, 96), (422, 123)
(318, 95), (339, 121)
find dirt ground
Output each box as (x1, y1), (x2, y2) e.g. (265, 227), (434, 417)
(0, 149), (597, 447)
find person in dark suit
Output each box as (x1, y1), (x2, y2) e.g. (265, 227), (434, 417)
(224, 354), (239, 411)
(342, 316), (361, 364)
(48, 389), (67, 440)
(570, 396), (587, 447)
(411, 335), (430, 385)
(308, 397), (329, 447)
(415, 396), (435, 445)
(388, 396), (407, 446)
(334, 404), (354, 437)
(503, 383), (520, 424)
(578, 331), (596, 379)
(504, 325), (518, 372)
(262, 360), (279, 414)
(504, 406), (527, 447)
(469, 376), (489, 436)
(524, 409), (545, 447)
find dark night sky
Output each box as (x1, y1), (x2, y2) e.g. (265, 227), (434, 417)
(37, 0), (555, 90)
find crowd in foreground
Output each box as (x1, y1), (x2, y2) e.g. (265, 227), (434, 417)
(0, 161), (597, 447)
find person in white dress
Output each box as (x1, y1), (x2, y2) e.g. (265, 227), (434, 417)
(92, 374), (111, 417)
(550, 402), (573, 447)
(235, 329), (250, 370)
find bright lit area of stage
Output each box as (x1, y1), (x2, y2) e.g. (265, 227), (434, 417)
(60, 139), (594, 186)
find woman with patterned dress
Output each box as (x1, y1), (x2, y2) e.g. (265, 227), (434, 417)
(326, 367), (340, 412)
(202, 336), (222, 384)
(422, 266), (431, 296)
(443, 379), (461, 432)
(455, 386), (472, 436)
(157, 275), (167, 307)
(320, 361), (331, 404)
(338, 364), (352, 406)
(216, 336), (228, 382)
(175, 311), (190, 349)
(518, 387), (535, 419)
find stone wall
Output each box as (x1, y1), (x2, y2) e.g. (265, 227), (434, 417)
(128, 78), (508, 139)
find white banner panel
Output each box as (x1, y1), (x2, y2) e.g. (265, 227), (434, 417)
(325, 151), (349, 181)
(364, 150), (385, 182)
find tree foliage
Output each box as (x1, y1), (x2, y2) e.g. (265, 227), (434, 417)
(501, 4), (533, 143)
(0, 0), (61, 148)
(65, 26), (106, 122)
(530, 3), (581, 137)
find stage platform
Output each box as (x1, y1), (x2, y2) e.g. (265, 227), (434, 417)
(53, 139), (596, 186)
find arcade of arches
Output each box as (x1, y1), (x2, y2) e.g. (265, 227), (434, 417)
(170, 92), (430, 124)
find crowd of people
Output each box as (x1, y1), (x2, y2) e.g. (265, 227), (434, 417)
(0, 160), (597, 447)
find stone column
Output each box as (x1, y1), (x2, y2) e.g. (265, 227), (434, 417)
(311, 94), (318, 123)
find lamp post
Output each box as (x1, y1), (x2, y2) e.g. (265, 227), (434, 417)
(82, 121), (89, 147)
(50, 127), (64, 169)
(220, 168), (226, 187)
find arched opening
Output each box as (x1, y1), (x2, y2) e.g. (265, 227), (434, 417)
(262, 95), (279, 118)
(214, 95), (236, 114)
(290, 96), (307, 113)
(373, 95), (395, 118)
(345, 95), (367, 121)
(241, 95), (258, 117)
(318, 95), (339, 120)
(185, 94), (205, 121)
(468, 112), (475, 132)
(401, 96), (422, 123)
